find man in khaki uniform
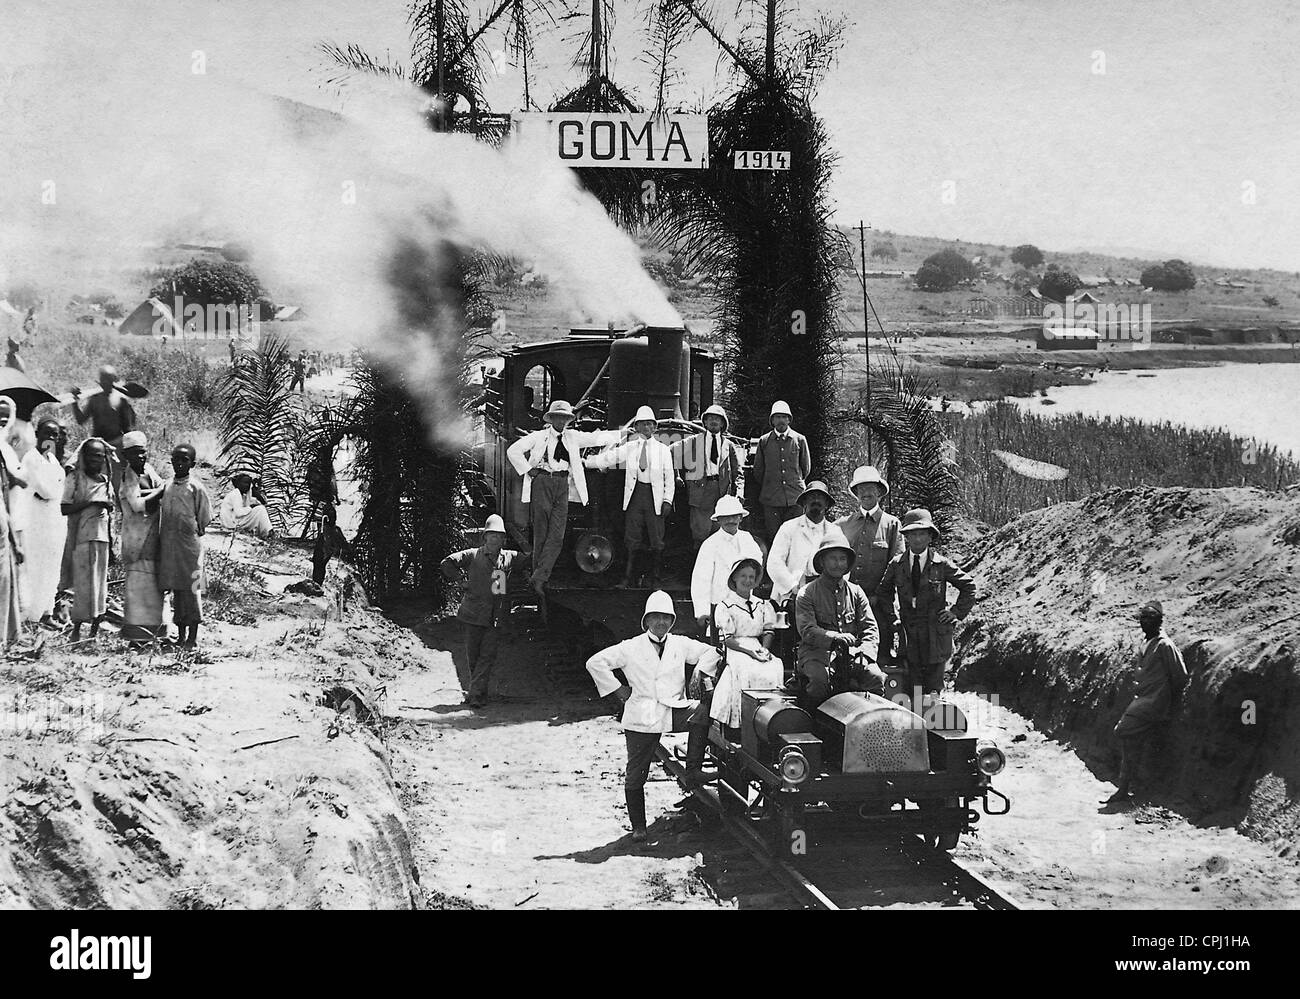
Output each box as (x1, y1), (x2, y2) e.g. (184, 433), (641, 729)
(671, 404), (740, 548)
(877, 509), (976, 697)
(836, 465), (904, 664)
(751, 400), (812, 544)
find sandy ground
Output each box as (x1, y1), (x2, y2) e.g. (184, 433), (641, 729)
(0, 531), (419, 909)
(381, 607), (1300, 910)
(385, 612), (718, 910)
(947, 692), (1300, 909)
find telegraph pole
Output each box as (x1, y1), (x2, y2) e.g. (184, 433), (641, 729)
(854, 219), (871, 463)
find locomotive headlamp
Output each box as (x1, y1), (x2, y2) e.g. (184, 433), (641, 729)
(975, 740), (1006, 776)
(778, 745), (810, 785)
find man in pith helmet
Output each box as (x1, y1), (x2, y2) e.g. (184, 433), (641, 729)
(506, 400), (621, 601)
(794, 530), (885, 707)
(586, 590), (720, 842)
(836, 465), (904, 664)
(670, 404), (740, 549)
(751, 400), (812, 544)
(584, 405), (675, 588)
(440, 514), (526, 709)
(877, 509), (976, 698)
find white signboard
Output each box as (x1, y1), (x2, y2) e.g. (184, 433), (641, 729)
(512, 112), (709, 169)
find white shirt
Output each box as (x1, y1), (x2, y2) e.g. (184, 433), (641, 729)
(861, 504), (880, 519)
(704, 433), (723, 476)
(766, 515), (829, 604)
(541, 427), (570, 472)
(634, 437), (654, 483)
(691, 528), (764, 618)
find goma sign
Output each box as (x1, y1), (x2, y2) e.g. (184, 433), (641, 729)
(512, 112), (709, 169)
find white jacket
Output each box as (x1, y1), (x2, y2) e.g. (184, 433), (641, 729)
(584, 435), (676, 511)
(506, 426), (621, 505)
(690, 528), (764, 619)
(586, 633), (720, 733)
(767, 515), (832, 603)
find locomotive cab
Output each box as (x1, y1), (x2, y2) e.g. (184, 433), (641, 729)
(474, 324), (749, 641)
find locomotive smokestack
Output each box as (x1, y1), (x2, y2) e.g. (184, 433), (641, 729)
(644, 326), (685, 420)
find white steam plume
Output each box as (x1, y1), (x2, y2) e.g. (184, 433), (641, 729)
(0, 26), (678, 446)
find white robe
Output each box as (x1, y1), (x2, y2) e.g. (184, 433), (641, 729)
(15, 448), (65, 620)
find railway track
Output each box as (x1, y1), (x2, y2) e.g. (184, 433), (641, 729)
(656, 746), (1022, 911)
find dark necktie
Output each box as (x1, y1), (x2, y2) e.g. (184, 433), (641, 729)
(709, 435), (719, 465)
(911, 554), (922, 596)
(553, 434), (569, 464)
(651, 637), (665, 659)
(639, 439), (649, 471)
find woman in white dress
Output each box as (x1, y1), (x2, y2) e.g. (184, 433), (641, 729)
(15, 417), (65, 624)
(709, 557), (785, 728)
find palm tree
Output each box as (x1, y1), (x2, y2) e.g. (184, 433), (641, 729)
(317, 2), (559, 605)
(639, 0), (851, 460)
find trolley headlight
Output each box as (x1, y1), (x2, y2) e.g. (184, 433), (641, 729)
(778, 746), (810, 785)
(975, 740), (1006, 776)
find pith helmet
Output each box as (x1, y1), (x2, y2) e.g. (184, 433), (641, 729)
(1136, 599), (1164, 620)
(811, 529), (856, 574)
(900, 508), (939, 538)
(641, 590), (677, 630)
(483, 514), (506, 534)
(769, 400), (792, 423)
(849, 464), (889, 496)
(727, 557), (764, 591)
(544, 400), (576, 424)
(710, 494), (749, 521)
(701, 404), (729, 432)
(631, 405), (657, 425)
(797, 479), (833, 508)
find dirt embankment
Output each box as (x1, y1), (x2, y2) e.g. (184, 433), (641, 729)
(0, 533), (425, 909)
(954, 485), (1300, 847)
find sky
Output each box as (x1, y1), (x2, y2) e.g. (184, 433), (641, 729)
(3, 0), (1298, 271)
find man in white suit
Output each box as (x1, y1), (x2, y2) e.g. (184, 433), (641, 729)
(506, 400), (621, 598)
(586, 590), (720, 841)
(583, 405), (675, 588)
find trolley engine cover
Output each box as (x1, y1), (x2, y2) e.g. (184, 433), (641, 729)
(815, 692), (930, 773)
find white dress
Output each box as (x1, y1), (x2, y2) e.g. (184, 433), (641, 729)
(710, 593), (784, 727)
(15, 448), (65, 620)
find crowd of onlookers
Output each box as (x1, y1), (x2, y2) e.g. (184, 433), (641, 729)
(0, 343), (346, 650)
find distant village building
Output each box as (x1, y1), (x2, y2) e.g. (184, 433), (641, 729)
(1037, 327), (1100, 351)
(119, 297), (180, 337)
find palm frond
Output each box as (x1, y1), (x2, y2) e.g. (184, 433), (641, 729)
(215, 334), (308, 533)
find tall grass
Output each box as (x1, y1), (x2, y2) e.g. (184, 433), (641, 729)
(20, 321), (225, 466)
(951, 403), (1300, 526)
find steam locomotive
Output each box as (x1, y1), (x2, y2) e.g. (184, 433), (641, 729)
(710, 685), (1010, 855)
(474, 324), (748, 640)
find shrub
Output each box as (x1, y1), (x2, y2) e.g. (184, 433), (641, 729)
(1140, 259), (1197, 291)
(1038, 264), (1082, 302)
(1010, 244), (1044, 268)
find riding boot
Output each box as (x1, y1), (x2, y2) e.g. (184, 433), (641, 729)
(625, 788), (647, 839)
(683, 724), (710, 788)
(617, 551), (639, 589)
(647, 550), (663, 589)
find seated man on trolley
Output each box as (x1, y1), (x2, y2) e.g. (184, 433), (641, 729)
(794, 530), (885, 709)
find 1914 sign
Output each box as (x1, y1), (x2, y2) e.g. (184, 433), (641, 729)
(512, 112), (709, 169)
